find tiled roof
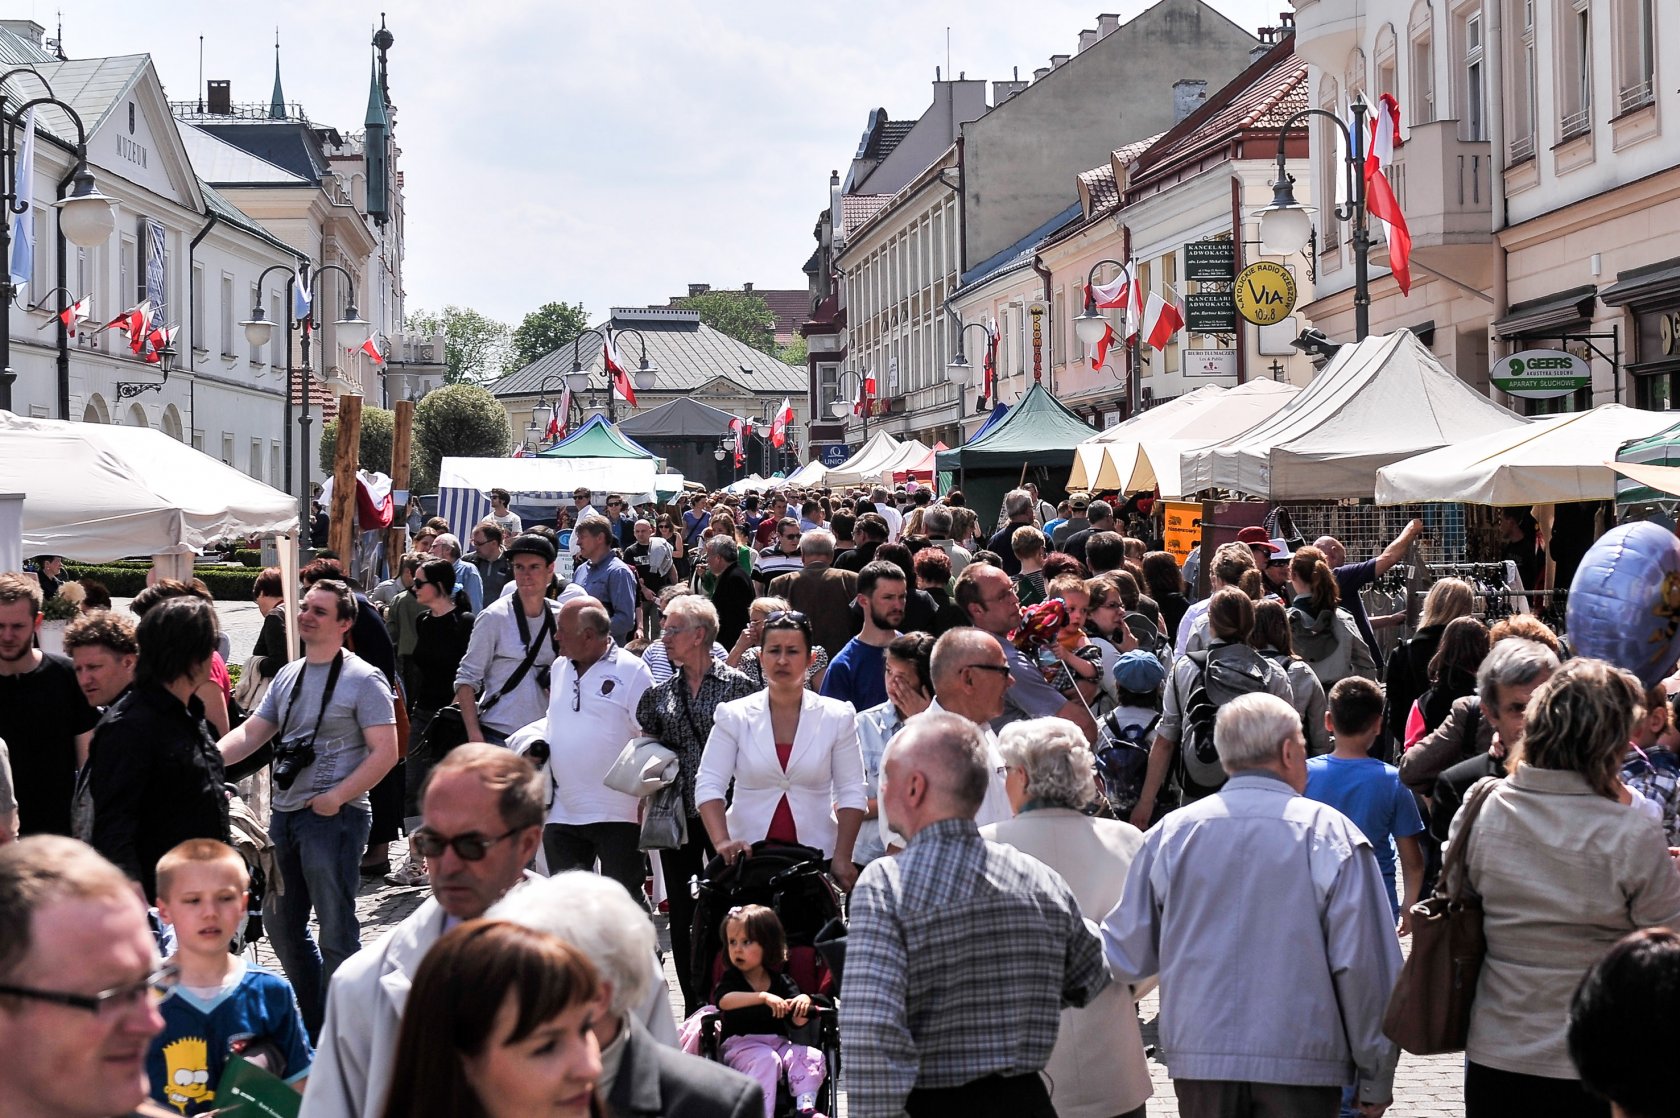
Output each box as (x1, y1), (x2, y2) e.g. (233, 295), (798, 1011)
(841, 195), (891, 239)
(486, 308), (806, 400)
(877, 120), (915, 156)
(291, 376), (340, 421)
(1130, 53), (1308, 188)
(1076, 133), (1164, 217)
(757, 289), (810, 340)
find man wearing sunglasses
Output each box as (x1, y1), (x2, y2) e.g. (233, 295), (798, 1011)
(0, 836), (175, 1118)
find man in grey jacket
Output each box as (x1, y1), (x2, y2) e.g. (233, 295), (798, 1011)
(1103, 692), (1402, 1118)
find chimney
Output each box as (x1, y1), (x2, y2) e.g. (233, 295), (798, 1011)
(207, 80), (232, 115)
(688, 283), (711, 297)
(992, 79), (1028, 102)
(1249, 42), (1274, 64)
(1050, 53), (1071, 69)
(1096, 13), (1121, 36)
(1172, 78), (1209, 123)
(743, 282), (754, 294)
(1077, 29), (1099, 52)
(0, 20), (45, 47)
(1033, 66), (1051, 82)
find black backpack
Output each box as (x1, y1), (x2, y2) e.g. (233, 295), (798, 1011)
(1179, 644), (1273, 794)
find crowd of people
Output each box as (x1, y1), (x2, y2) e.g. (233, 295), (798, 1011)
(0, 478), (1676, 1118)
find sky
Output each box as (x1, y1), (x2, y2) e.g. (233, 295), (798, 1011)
(50, 0), (1284, 330)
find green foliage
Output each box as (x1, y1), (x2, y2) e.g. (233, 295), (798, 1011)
(778, 336), (808, 368)
(676, 290), (777, 354)
(412, 384), (511, 494)
(62, 564), (259, 601)
(318, 405), (401, 476)
(232, 550), (264, 568)
(405, 305), (513, 385)
(508, 301), (591, 373)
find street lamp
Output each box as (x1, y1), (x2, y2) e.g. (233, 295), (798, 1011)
(831, 368), (869, 436)
(0, 69), (118, 411)
(1251, 100), (1372, 341)
(567, 326), (658, 421)
(946, 320), (995, 414)
(1073, 259), (1129, 347)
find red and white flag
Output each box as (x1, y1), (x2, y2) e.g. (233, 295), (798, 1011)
(511, 444), (527, 458)
(1087, 322), (1118, 371)
(604, 328), (637, 408)
(1122, 270), (1146, 341)
(729, 416), (749, 466)
(1086, 265), (1132, 309)
(50, 294), (90, 337)
(1364, 93), (1412, 296)
(856, 372), (877, 417)
(102, 300), (152, 352)
(982, 318), (999, 400)
(770, 397), (793, 448)
(142, 323), (178, 364)
(1142, 290), (1185, 351)
(360, 335), (385, 365)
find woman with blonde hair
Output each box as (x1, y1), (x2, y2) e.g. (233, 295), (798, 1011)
(380, 920), (606, 1118)
(1456, 659), (1680, 1116)
(727, 596), (829, 690)
(1286, 546), (1377, 687)
(1175, 542), (1263, 654)
(1383, 578), (1476, 745)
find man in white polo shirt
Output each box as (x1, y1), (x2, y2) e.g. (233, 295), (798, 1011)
(542, 596), (654, 900)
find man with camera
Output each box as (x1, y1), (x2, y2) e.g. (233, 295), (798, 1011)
(218, 578), (398, 1038)
(454, 533), (567, 746)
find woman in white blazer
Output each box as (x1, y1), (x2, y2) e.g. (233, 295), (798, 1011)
(697, 611), (868, 890)
(982, 716), (1153, 1118)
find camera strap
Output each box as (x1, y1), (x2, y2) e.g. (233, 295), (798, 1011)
(279, 650), (345, 752)
(479, 601), (554, 718)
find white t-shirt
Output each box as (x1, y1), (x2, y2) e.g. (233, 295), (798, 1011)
(543, 646), (653, 826)
(875, 502), (903, 543)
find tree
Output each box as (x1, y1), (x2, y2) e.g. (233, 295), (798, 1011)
(677, 290), (777, 354)
(412, 384), (511, 494)
(778, 336), (808, 368)
(508, 301), (591, 373)
(318, 404), (396, 475)
(406, 305), (513, 385)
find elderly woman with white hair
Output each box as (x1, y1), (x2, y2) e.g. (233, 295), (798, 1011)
(492, 871), (764, 1118)
(981, 717), (1152, 1118)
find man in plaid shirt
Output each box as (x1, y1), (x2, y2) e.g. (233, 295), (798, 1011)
(839, 711), (1109, 1117)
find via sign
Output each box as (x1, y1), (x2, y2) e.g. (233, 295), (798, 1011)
(1234, 261), (1298, 326)
(1491, 349), (1591, 399)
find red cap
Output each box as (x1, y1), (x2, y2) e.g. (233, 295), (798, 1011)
(1236, 526), (1282, 553)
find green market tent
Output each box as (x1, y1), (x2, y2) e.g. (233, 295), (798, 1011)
(538, 414), (659, 460)
(935, 382), (1096, 472)
(1615, 418), (1680, 504)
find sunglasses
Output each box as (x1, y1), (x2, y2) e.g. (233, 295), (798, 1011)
(413, 827), (522, 861)
(765, 610), (808, 624)
(412, 578), (429, 588)
(962, 662), (1012, 677)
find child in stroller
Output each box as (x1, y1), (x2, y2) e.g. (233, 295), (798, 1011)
(714, 904), (827, 1118)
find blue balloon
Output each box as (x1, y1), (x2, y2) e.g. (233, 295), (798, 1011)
(1567, 521), (1680, 688)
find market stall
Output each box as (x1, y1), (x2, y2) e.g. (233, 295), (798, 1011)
(436, 455), (662, 537)
(824, 430), (903, 487)
(872, 439), (933, 486)
(784, 460), (828, 487)
(935, 382), (1096, 524)
(890, 441), (945, 486)
(1177, 330), (1525, 500)
(1072, 381), (1300, 495)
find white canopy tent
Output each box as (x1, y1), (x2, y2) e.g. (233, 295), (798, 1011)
(437, 455), (662, 536)
(873, 439), (933, 486)
(784, 460), (828, 486)
(724, 474), (774, 494)
(1178, 331), (1526, 499)
(0, 410), (299, 564)
(823, 430), (902, 487)
(1375, 403), (1674, 505)
(1069, 386), (1224, 490)
(1071, 381), (1300, 495)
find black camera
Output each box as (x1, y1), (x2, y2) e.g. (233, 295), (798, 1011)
(536, 663), (552, 691)
(272, 741), (317, 791)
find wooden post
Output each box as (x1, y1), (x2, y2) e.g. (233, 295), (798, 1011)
(328, 394), (362, 562)
(385, 399), (415, 570)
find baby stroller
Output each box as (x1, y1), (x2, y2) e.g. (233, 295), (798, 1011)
(690, 841), (845, 1117)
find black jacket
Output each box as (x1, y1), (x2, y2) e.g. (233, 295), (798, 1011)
(1429, 750), (1504, 845)
(1383, 624), (1445, 741)
(712, 562), (757, 649)
(607, 1015), (763, 1118)
(86, 680), (229, 901)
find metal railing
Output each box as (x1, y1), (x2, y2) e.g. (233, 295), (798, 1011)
(1619, 79), (1655, 114)
(1560, 105), (1592, 140)
(168, 100), (314, 125)
(1508, 131), (1536, 162)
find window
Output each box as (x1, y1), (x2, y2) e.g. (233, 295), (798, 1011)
(1559, 0), (1592, 139)
(191, 429), (204, 452)
(220, 433), (233, 465)
(249, 282), (262, 363)
(1461, 10), (1486, 141)
(1410, 2), (1436, 124)
(249, 438), (262, 479)
(1161, 252), (1180, 376)
(1615, 0), (1656, 112)
(1317, 77), (1343, 264)
(1509, 0), (1538, 159)
(191, 263), (205, 351)
(220, 274), (234, 356)
(270, 442), (281, 486)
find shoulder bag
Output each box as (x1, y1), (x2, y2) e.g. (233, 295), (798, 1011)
(604, 736), (679, 797)
(1382, 776), (1499, 1054)
(422, 603), (554, 756)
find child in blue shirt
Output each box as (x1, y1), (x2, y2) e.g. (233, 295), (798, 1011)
(1305, 677), (1425, 931)
(147, 839), (312, 1115)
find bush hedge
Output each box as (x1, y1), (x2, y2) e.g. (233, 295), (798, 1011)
(232, 550), (264, 568)
(65, 564), (259, 601)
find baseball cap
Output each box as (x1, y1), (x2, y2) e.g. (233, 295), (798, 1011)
(503, 533), (557, 563)
(1113, 649), (1167, 694)
(1068, 491), (1091, 510)
(1236, 526), (1281, 553)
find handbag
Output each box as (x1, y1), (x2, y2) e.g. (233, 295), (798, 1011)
(1382, 776), (1499, 1055)
(604, 737), (679, 797)
(639, 783), (687, 851)
(421, 604), (554, 756)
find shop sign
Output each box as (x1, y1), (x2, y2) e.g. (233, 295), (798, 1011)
(1184, 239), (1235, 281)
(1185, 349), (1237, 377)
(1185, 291), (1235, 334)
(1234, 261), (1298, 326)
(820, 444), (852, 467)
(1162, 501), (1201, 564)
(1490, 349), (1591, 399)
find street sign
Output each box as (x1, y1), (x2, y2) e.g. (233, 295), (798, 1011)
(1490, 349), (1591, 399)
(1234, 261), (1298, 326)
(1184, 239), (1235, 281)
(820, 443), (852, 467)
(1185, 291), (1235, 334)
(1162, 501), (1202, 564)
(1185, 348), (1237, 377)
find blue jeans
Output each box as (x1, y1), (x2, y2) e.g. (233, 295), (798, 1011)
(266, 805), (370, 1037)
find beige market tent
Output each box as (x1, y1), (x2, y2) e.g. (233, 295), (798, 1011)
(1375, 403), (1675, 505)
(873, 439), (933, 486)
(1178, 330), (1526, 500)
(1068, 385), (1225, 490)
(1071, 381), (1301, 495)
(824, 429), (902, 487)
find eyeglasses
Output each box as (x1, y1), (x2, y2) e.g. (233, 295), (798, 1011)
(962, 662), (1012, 678)
(413, 827), (523, 862)
(412, 578), (429, 589)
(0, 963), (178, 1014)
(607, 501), (623, 508)
(571, 676), (582, 712)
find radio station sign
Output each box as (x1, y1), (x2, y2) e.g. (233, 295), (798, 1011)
(1234, 261), (1298, 326)
(1490, 349), (1591, 399)
(1184, 239), (1235, 281)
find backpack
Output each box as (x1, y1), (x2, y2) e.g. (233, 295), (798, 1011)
(1179, 644), (1274, 793)
(1096, 709), (1160, 816)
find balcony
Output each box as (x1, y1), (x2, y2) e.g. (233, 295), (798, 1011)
(1388, 119), (1494, 285)
(1287, 0), (1364, 76)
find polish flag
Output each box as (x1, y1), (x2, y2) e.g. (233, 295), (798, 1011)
(982, 318), (999, 400)
(856, 372), (876, 417)
(730, 416), (748, 466)
(544, 411), (560, 441)
(770, 397), (794, 448)
(1142, 291), (1185, 351)
(1086, 264), (1132, 309)
(1087, 322), (1118, 371)
(556, 386), (572, 439)
(1122, 270), (1146, 341)
(604, 329), (637, 407)
(511, 444), (527, 458)
(142, 324), (178, 364)
(56, 294), (90, 336)
(1364, 93), (1412, 296)
(360, 335), (384, 365)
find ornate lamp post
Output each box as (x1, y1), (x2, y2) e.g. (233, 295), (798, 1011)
(566, 326), (657, 423)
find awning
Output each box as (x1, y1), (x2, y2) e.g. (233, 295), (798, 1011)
(1599, 256), (1680, 309)
(1492, 285), (1599, 338)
